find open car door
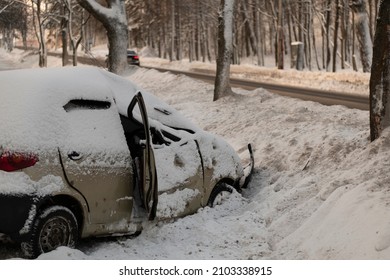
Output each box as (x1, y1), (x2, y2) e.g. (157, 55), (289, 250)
(128, 92), (158, 220)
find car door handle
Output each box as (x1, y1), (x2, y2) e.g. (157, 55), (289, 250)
(68, 151), (82, 161)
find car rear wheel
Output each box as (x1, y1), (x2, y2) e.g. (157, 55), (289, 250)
(207, 182), (234, 207)
(21, 206), (78, 258)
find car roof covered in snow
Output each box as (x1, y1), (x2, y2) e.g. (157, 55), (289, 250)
(0, 67), (199, 151)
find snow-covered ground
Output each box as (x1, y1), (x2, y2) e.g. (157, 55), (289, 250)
(2, 48), (390, 260)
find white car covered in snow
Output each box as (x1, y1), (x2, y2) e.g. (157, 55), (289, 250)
(0, 67), (253, 258)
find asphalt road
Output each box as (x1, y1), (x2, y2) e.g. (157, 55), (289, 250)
(142, 66), (369, 111)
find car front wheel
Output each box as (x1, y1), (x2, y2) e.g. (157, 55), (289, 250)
(207, 182), (234, 207)
(21, 205), (78, 258)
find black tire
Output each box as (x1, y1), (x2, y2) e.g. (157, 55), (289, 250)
(21, 206), (79, 259)
(207, 183), (234, 207)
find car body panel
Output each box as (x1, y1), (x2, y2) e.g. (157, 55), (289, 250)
(59, 96), (134, 227)
(154, 139), (204, 219)
(59, 151), (134, 225)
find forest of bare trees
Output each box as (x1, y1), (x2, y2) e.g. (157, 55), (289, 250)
(128, 0), (379, 73)
(0, 0), (381, 73)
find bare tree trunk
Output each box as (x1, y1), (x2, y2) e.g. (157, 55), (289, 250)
(340, 0), (345, 69)
(325, 0), (332, 71)
(78, 0), (128, 74)
(351, 0), (373, 72)
(277, 0), (284, 69)
(311, 5), (321, 71)
(369, 0), (390, 141)
(170, 0), (175, 61)
(305, 0), (312, 70)
(82, 18), (92, 53)
(254, 0), (263, 66)
(232, 13), (240, 65)
(175, 0), (181, 61)
(368, 0), (374, 40)
(32, 0), (47, 67)
(242, 0), (257, 56)
(162, 6), (168, 59)
(287, 3), (293, 59)
(352, 11), (359, 71)
(343, 0), (351, 64)
(195, 0), (201, 61)
(21, 28), (27, 50)
(61, 5), (69, 67)
(214, 0), (235, 101)
(206, 27), (212, 62)
(70, 9), (89, 66)
(332, 0), (340, 72)
(200, 6), (207, 62)
(3, 26), (14, 52)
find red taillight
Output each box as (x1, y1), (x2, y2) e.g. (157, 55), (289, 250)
(133, 56), (139, 60)
(0, 151), (39, 172)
